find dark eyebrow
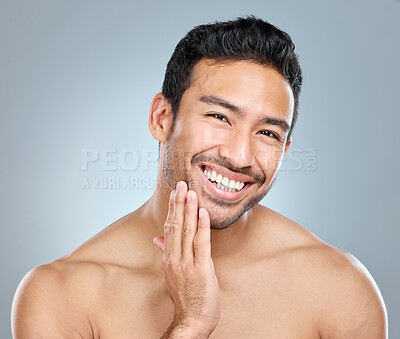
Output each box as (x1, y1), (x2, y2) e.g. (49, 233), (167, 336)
(199, 95), (245, 116)
(259, 115), (291, 133)
(200, 94), (290, 133)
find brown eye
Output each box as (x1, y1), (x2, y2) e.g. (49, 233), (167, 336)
(208, 113), (228, 123)
(260, 130), (280, 140)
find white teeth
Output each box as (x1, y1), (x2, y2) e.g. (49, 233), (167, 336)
(203, 168), (246, 192)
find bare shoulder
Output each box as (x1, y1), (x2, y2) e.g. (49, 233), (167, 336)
(11, 259), (105, 338)
(311, 246), (388, 338)
(251, 204), (327, 255)
(12, 209), (158, 338)
(256, 205), (388, 338)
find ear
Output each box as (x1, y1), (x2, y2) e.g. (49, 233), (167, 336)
(148, 93), (173, 143)
(283, 136), (292, 156)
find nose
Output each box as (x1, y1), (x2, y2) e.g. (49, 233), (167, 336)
(218, 130), (256, 169)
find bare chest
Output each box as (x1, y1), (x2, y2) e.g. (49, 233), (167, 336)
(94, 264), (320, 339)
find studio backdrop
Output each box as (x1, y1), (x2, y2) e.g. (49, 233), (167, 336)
(1, 0), (399, 338)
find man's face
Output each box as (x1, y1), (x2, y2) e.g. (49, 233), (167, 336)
(162, 59), (294, 229)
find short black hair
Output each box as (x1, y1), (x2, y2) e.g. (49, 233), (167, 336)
(162, 16), (303, 140)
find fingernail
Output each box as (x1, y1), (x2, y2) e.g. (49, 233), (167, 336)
(187, 192), (192, 203)
(199, 208), (205, 219)
(177, 181), (184, 191)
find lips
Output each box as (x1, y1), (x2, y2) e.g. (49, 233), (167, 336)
(204, 168), (245, 192)
(202, 163), (255, 184)
(199, 163), (254, 201)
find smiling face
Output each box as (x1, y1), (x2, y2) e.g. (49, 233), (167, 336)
(162, 59), (294, 229)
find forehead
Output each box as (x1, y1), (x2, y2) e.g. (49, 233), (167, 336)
(184, 58), (294, 121)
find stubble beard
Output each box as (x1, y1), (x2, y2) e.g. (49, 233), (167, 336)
(162, 134), (276, 230)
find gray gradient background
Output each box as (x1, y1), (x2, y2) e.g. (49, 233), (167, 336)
(1, 0), (399, 337)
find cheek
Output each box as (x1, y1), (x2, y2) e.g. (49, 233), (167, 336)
(185, 121), (225, 149)
(254, 146), (285, 174)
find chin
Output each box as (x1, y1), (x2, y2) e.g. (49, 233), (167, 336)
(200, 198), (250, 230)
(209, 217), (236, 230)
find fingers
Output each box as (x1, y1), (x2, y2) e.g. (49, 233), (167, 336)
(170, 181), (187, 263)
(153, 236), (164, 252)
(163, 189), (176, 258)
(194, 208), (211, 267)
(182, 190), (198, 266)
(162, 181), (211, 270)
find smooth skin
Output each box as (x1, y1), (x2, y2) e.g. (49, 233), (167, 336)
(12, 60), (388, 338)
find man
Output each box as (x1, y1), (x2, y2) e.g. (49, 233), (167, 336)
(12, 17), (387, 338)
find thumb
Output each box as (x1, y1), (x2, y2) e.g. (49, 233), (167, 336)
(152, 236), (165, 252)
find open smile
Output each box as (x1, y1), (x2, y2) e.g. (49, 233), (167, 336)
(199, 163), (255, 201)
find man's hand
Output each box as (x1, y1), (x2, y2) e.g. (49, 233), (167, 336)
(153, 181), (221, 337)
